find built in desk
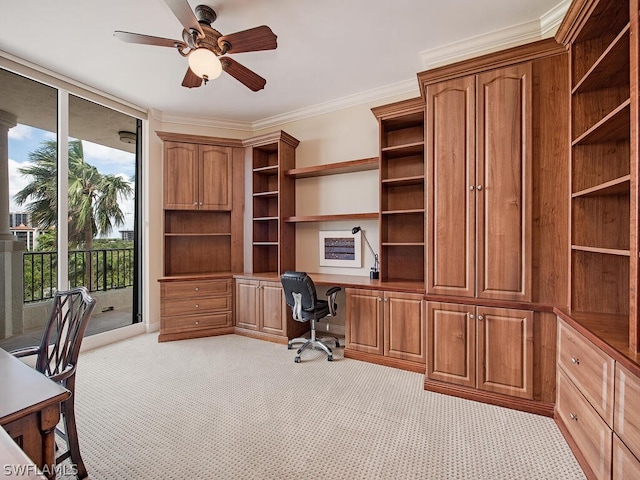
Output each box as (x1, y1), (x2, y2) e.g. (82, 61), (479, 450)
(0, 348), (70, 480)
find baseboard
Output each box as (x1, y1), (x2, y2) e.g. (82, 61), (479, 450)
(423, 378), (555, 417)
(158, 327), (234, 343)
(344, 349), (425, 373)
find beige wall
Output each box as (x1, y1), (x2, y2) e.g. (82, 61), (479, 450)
(146, 91), (417, 332)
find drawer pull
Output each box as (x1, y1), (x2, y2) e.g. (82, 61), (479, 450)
(195, 304), (199, 308)
(571, 357), (580, 365)
(195, 321), (199, 325)
(569, 413), (578, 421)
(195, 287), (199, 292)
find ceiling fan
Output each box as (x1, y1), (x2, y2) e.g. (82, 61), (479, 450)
(114, 0), (277, 91)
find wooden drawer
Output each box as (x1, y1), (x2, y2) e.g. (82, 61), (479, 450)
(613, 434), (640, 479)
(558, 319), (614, 426)
(615, 363), (640, 461)
(162, 312), (232, 333)
(161, 295), (231, 317)
(557, 368), (612, 480)
(161, 279), (232, 298)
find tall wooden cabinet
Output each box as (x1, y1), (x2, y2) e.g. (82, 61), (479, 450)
(425, 63), (531, 302)
(244, 131), (299, 275)
(157, 132), (244, 342)
(418, 39), (570, 414)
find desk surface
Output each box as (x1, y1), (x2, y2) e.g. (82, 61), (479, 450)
(0, 348), (70, 425)
(0, 428), (46, 479)
(234, 272), (425, 294)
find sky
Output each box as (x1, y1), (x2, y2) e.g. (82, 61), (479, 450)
(8, 124), (136, 234)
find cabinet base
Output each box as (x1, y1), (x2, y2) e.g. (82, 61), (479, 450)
(424, 378), (554, 417)
(234, 327), (296, 345)
(158, 326), (235, 342)
(344, 348), (425, 373)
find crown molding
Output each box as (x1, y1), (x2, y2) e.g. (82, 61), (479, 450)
(419, 1), (570, 69)
(153, 110), (253, 132)
(251, 78), (420, 131)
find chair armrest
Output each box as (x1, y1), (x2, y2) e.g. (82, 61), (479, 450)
(9, 346), (40, 358)
(48, 364), (76, 384)
(325, 286), (341, 316)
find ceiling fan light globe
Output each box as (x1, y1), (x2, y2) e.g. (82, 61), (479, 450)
(188, 48), (222, 81)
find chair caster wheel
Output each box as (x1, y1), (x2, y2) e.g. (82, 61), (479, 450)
(327, 355), (333, 362)
(335, 341), (340, 348)
(288, 345), (293, 350)
(294, 357), (301, 363)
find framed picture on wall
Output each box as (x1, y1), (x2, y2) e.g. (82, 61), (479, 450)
(319, 230), (362, 268)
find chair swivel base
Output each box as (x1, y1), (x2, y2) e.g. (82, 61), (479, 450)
(293, 338), (336, 362)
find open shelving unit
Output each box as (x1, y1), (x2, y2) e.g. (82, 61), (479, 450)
(557, 0), (638, 351)
(372, 98), (426, 283)
(245, 131), (299, 275)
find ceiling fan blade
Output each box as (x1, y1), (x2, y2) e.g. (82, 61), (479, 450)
(218, 26), (277, 54)
(164, 0), (204, 37)
(114, 31), (187, 49)
(182, 67), (203, 88)
(220, 57), (266, 91)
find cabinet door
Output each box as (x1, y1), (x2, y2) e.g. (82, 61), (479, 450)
(426, 76), (476, 298)
(345, 288), (383, 355)
(384, 292), (425, 363)
(234, 279), (260, 330)
(426, 301), (476, 387)
(199, 145), (233, 210)
(164, 142), (198, 210)
(476, 63), (532, 302)
(477, 306), (533, 399)
(260, 281), (285, 335)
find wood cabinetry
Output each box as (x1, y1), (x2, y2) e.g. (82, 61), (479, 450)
(157, 132), (244, 341)
(234, 275), (309, 343)
(425, 63), (531, 302)
(345, 288), (425, 371)
(418, 39), (568, 413)
(556, 0), (638, 353)
(426, 301), (533, 399)
(159, 277), (233, 342)
(244, 131), (299, 275)
(371, 98), (425, 283)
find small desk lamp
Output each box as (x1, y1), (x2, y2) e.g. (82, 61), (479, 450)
(352, 226), (379, 279)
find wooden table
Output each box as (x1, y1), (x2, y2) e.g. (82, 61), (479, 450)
(0, 348), (70, 479)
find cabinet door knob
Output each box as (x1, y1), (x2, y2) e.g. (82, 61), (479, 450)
(469, 314), (475, 319)
(195, 304), (199, 308)
(469, 185), (475, 191)
(477, 315), (484, 320)
(195, 287), (199, 291)
(569, 413), (578, 421)
(195, 321), (200, 325)
(476, 185), (483, 191)
(378, 297), (382, 302)
(571, 357), (579, 365)
(193, 202), (198, 206)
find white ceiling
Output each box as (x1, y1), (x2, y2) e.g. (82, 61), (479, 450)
(0, 0), (565, 127)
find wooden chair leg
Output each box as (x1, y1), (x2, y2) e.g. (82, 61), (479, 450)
(60, 396), (87, 479)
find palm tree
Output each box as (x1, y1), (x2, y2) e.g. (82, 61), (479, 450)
(14, 139), (133, 251)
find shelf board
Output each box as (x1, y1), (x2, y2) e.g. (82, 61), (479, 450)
(382, 175), (424, 186)
(571, 245), (630, 256)
(381, 142), (424, 158)
(382, 242), (425, 247)
(573, 24), (630, 95)
(572, 175), (630, 197)
(285, 157), (378, 178)
(572, 99), (630, 145)
(253, 216), (279, 222)
(381, 209), (425, 215)
(284, 213), (378, 223)
(253, 191), (278, 198)
(253, 165), (278, 174)
(164, 232), (231, 237)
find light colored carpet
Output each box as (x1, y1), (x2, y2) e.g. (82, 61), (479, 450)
(64, 333), (585, 479)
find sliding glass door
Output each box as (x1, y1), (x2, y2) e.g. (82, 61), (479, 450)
(0, 68), (143, 350)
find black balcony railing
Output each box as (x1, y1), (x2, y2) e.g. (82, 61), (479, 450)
(23, 248), (134, 303)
